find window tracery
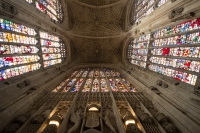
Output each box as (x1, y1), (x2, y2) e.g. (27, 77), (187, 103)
(131, 0), (168, 24)
(148, 17), (200, 85)
(0, 18), (67, 81)
(39, 31), (65, 67)
(52, 68), (137, 92)
(127, 34), (150, 68)
(25, 0), (63, 23)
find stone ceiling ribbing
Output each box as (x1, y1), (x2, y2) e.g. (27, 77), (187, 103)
(66, 0), (128, 64)
(68, 0), (127, 37)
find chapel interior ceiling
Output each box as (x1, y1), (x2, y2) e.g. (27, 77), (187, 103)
(77, 0), (120, 6)
(69, 36), (126, 64)
(66, 0), (129, 64)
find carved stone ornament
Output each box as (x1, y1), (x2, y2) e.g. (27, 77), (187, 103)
(162, 82), (168, 88)
(168, 7), (184, 19)
(0, 1), (18, 17)
(156, 80), (163, 86)
(172, 12), (195, 22)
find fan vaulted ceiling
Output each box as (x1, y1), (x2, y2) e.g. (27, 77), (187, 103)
(66, 0), (129, 64)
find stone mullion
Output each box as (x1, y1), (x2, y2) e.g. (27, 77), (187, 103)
(118, 76), (130, 92)
(99, 92), (104, 133)
(113, 76), (122, 92)
(59, 70), (79, 92)
(103, 68), (112, 92)
(146, 32), (153, 70)
(57, 93), (81, 133)
(109, 92), (126, 133)
(79, 69), (90, 92)
(68, 70), (83, 92)
(35, 28), (44, 69)
(89, 69), (94, 93)
(80, 93), (90, 133)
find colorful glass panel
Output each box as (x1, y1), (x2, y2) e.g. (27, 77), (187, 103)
(109, 78), (119, 92)
(150, 57), (200, 72)
(92, 78), (99, 92)
(152, 32), (200, 46)
(52, 78), (69, 92)
(25, 0), (63, 22)
(154, 18), (200, 38)
(148, 64), (197, 85)
(0, 55), (40, 68)
(71, 78), (84, 92)
(0, 32), (38, 44)
(100, 79), (108, 92)
(62, 78), (77, 92)
(43, 59), (62, 67)
(51, 68), (137, 93)
(0, 18), (41, 81)
(40, 31), (65, 67)
(151, 47), (200, 57)
(0, 63), (41, 81)
(0, 19), (37, 36)
(82, 79), (92, 92)
(82, 69), (89, 77)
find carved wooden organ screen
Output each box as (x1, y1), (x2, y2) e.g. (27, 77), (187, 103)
(0, 18), (66, 81)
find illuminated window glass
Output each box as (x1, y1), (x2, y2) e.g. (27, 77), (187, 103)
(153, 17), (200, 38)
(52, 68), (136, 93)
(52, 78), (69, 92)
(148, 64), (197, 85)
(127, 34), (150, 68)
(149, 18), (200, 85)
(62, 78), (77, 92)
(71, 78), (84, 92)
(149, 57), (200, 72)
(0, 63), (41, 81)
(151, 47), (200, 57)
(40, 31), (65, 67)
(115, 78), (129, 92)
(131, 0), (168, 24)
(82, 69), (89, 77)
(92, 78), (99, 92)
(82, 78), (92, 92)
(122, 78), (137, 92)
(0, 18), (41, 81)
(25, 0), (63, 22)
(109, 78), (119, 92)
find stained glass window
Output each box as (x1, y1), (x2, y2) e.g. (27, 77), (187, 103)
(25, 0), (63, 23)
(148, 64), (197, 85)
(127, 34), (150, 68)
(0, 18), (67, 81)
(52, 68), (137, 93)
(40, 31), (65, 67)
(149, 17), (200, 85)
(0, 18), (41, 81)
(131, 0), (168, 24)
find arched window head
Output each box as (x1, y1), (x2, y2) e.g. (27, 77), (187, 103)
(25, 0), (63, 23)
